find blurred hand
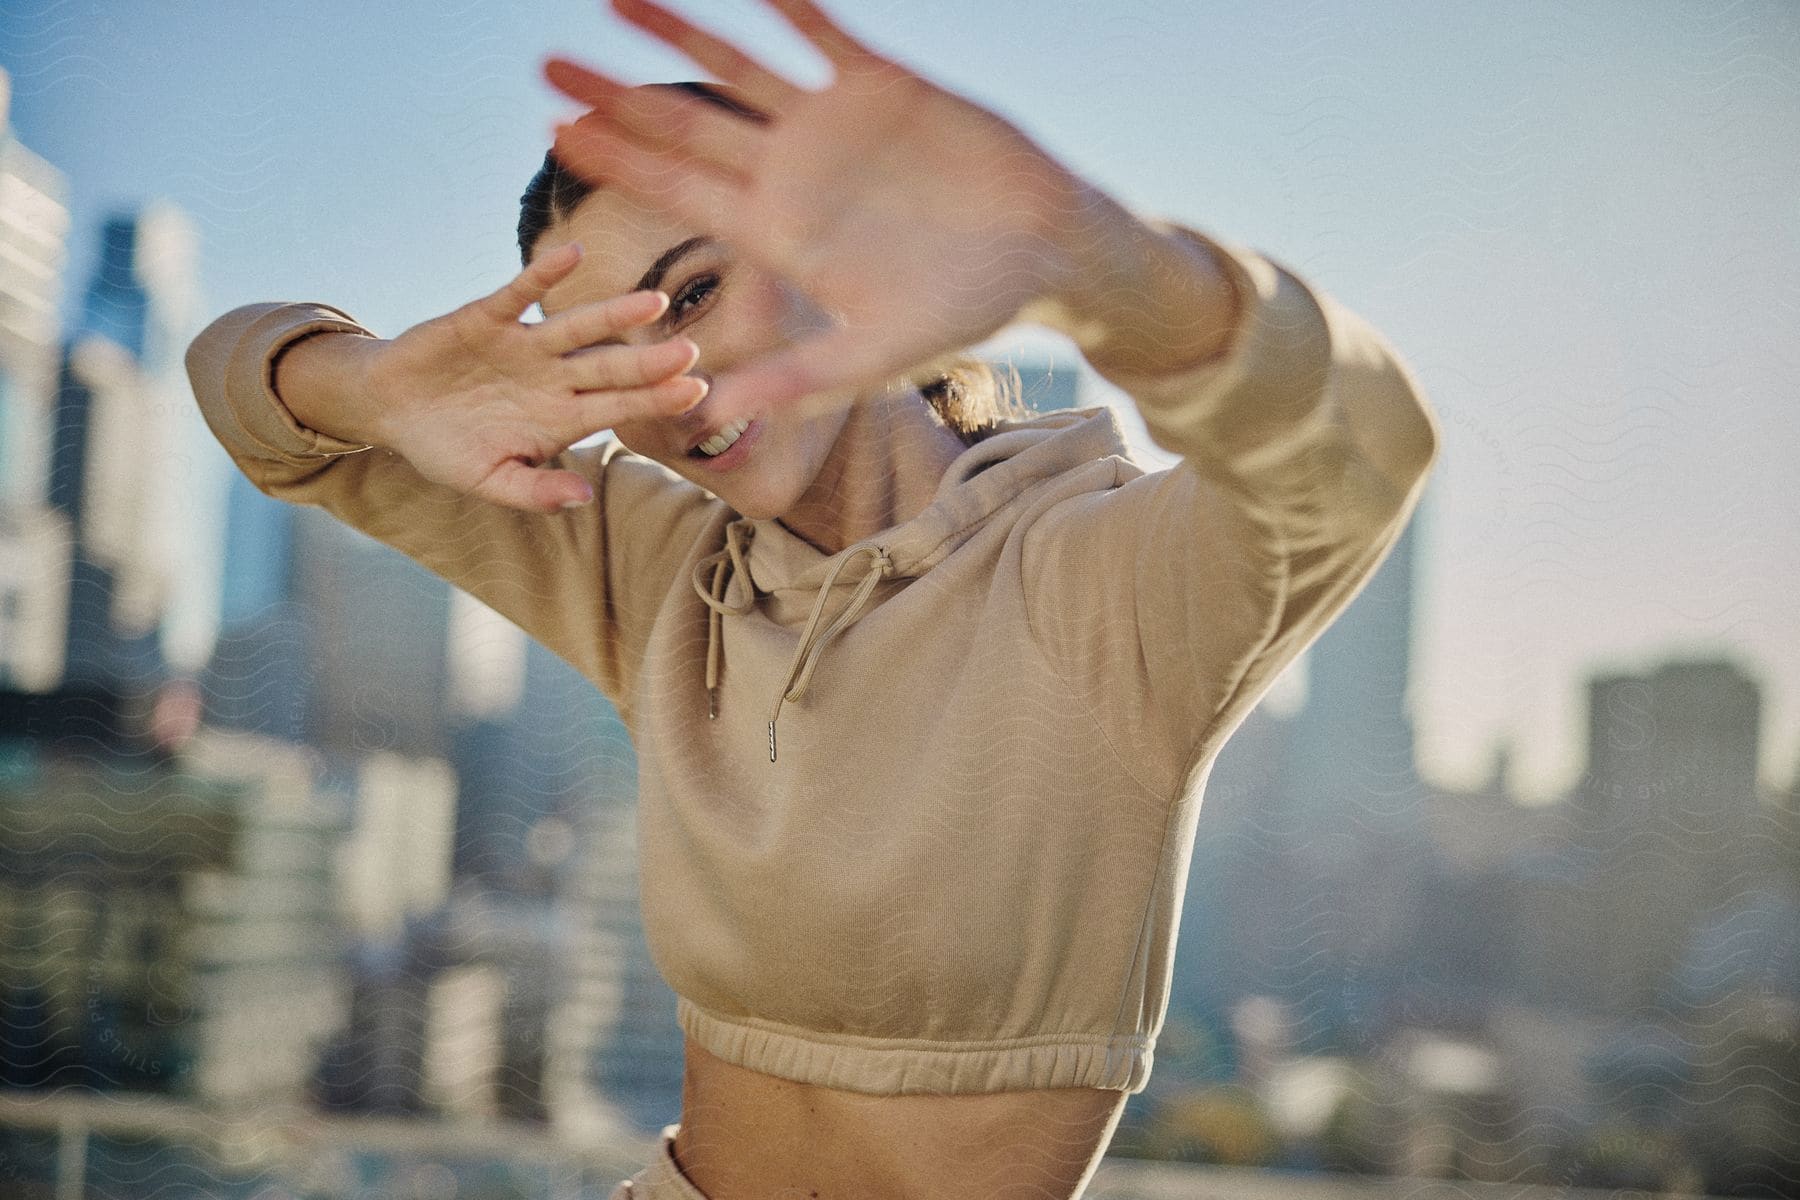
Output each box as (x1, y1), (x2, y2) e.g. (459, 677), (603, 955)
(544, 0), (1091, 427)
(362, 242), (709, 513)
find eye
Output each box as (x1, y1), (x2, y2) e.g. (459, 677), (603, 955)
(668, 273), (719, 322)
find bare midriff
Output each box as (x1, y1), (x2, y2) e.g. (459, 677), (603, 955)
(671, 1040), (1131, 1200)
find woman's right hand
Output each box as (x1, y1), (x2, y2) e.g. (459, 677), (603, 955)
(352, 241), (708, 513)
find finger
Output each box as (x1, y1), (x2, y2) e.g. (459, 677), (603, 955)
(536, 288), (670, 356)
(481, 241), (585, 323)
(544, 58), (767, 180)
(561, 336), (700, 392)
(702, 337), (838, 425)
(763, 0), (883, 72)
(552, 116), (737, 232)
(704, 326), (922, 426)
(567, 373), (709, 439)
(480, 458), (598, 513)
(607, 0), (802, 114)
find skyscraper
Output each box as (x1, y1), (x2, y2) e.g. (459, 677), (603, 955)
(293, 509), (455, 758)
(0, 65), (74, 694)
(1573, 657), (1764, 1012)
(49, 202), (220, 691)
(197, 473), (313, 742)
(1218, 488), (1435, 1045)
(1280, 504), (1429, 843)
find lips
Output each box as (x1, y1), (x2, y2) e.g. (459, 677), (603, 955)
(686, 415), (746, 455)
(687, 415), (762, 472)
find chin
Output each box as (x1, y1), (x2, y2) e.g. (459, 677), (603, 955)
(711, 479), (801, 523)
(698, 422), (828, 523)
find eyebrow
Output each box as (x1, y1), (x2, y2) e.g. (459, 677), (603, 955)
(637, 235), (716, 295)
(578, 234), (718, 348)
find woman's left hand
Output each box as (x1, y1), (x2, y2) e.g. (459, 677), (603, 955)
(545, 0), (1092, 425)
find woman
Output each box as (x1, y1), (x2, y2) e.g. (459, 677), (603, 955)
(186, 0), (1440, 1195)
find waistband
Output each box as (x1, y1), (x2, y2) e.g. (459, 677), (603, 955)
(677, 997), (1153, 1095)
(609, 1124), (710, 1200)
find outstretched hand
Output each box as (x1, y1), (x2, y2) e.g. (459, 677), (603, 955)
(545, 0), (1092, 427)
(362, 244), (708, 513)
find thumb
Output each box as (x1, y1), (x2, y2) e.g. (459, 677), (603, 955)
(478, 459), (597, 514)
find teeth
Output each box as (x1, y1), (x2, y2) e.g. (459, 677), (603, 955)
(697, 417), (750, 457)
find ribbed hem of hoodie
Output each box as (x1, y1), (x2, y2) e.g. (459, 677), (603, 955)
(676, 997), (1152, 1096)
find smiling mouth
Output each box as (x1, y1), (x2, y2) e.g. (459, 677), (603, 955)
(687, 416), (752, 459)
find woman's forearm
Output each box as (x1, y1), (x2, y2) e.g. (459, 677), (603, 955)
(1022, 178), (1438, 501)
(1021, 175), (1245, 379)
(270, 329), (392, 448)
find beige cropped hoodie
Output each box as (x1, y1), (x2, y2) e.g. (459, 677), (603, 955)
(186, 220), (1439, 1097)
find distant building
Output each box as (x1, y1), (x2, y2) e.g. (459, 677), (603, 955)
(48, 203), (217, 693)
(1385, 1030), (1518, 1181)
(448, 631), (611, 896)
(1572, 657), (1763, 1013)
(1282, 503), (1430, 848)
(313, 940), (430, 1115)
(293, 510), (455, 757)
(0, 66), (68, 503)
(1419, 741), (1547, 875)
(0, 66), (74, 694)
(0, 731), (350, 1103)
(1578, 658), (1761, 856)
(551, 709), (686, 1139)
(196, 471), (313, 743)
(336, 749), (457, 943)
(1180, 490), (1436, 1052)
(1171, 703), (1293, 1027)
(421, 962), (506, 1118)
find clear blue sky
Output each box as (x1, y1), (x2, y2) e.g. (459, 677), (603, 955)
(6, 1), (1797, 801)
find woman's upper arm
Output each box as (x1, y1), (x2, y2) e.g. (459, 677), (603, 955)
(186, 301), (716, 707)
(1022, 228), (1441, 793)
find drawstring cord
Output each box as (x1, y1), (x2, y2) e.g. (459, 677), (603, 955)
(690, 525), (894, 762)
(691, 521), (757, 719)
(766, 543), (892, 762)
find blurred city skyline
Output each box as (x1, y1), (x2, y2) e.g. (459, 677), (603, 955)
(2, 0), (1797, 803)
(5, 10), (1799, 1188)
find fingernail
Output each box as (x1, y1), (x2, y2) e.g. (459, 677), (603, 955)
(648, 340), (691, 371)
(561, 490), (594, 509)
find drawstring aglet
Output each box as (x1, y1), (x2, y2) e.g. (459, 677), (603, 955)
(767, 720), (777, 763)
(708, 688), (718, 720)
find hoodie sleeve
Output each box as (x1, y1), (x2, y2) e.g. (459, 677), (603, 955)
(1020, 222), (1440, 798)
(185, 301), (718, 716)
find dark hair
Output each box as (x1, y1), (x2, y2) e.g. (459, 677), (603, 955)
(518, 80), (1032, 445)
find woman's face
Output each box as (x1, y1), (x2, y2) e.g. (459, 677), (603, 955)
(533, 188), (853, 520)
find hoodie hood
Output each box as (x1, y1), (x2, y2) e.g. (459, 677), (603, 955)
(689, 402), (1136, 760)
